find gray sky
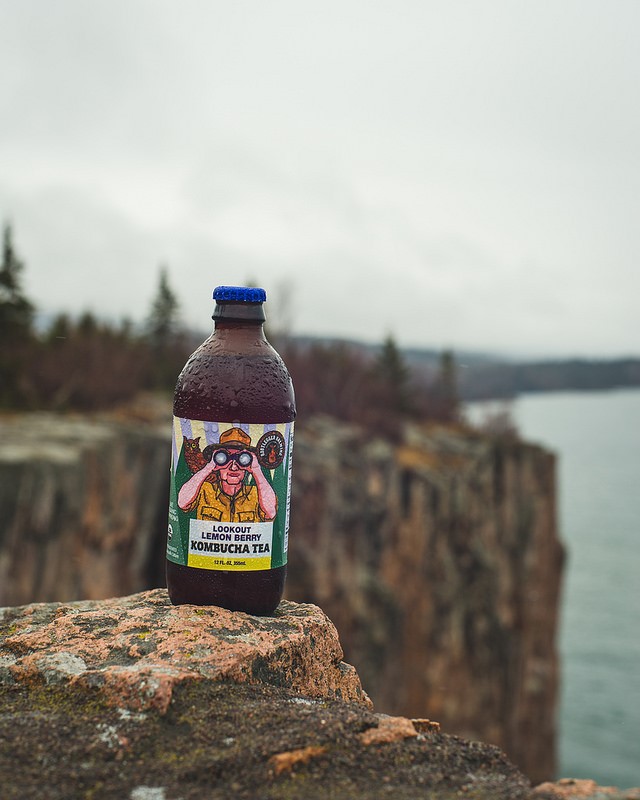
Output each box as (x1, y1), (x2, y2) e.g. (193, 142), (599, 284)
(1, 0), (638, 357)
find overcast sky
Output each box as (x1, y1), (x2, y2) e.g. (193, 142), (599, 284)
(1, 0), (638, 358)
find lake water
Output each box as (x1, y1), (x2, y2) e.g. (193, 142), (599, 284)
(467, 389), (640, 788)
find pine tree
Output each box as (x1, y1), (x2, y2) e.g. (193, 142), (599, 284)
(375, 334), (413, 417)
(0, 223), (35, 406)
(146, 266), (180, 348)
(145, 266), (184, 389)
(0, 223), (34, 340)
(77, 311), (99, 337)
(46, 313), (72, 345)
(433, 348), (459, 422)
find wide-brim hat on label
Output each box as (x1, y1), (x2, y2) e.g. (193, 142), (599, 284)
(218, 427), (253, 450)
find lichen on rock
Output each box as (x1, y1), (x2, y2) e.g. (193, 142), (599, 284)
(0, 588), (370, 712)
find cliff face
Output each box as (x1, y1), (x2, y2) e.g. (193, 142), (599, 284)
(0, 413), (169, 605)
(0, 409), (563, 783)
(286, 417), (564, 783)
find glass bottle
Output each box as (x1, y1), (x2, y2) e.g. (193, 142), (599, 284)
(166, 286), (296, 614)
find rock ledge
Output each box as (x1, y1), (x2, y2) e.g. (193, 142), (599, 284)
(1, 590), (637, 800)
(0, 588), (370, 711)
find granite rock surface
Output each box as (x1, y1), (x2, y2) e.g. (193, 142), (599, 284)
(0, 590), (525, 799)
(1, 590), (637, 800)
(0, 588), (369, 710)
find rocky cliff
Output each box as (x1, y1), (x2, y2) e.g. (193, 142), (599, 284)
(0, 407), (563, 783)
(287, 417), (564, 783)
(0, 411), (169, 604)
(1, 591), (635, 800)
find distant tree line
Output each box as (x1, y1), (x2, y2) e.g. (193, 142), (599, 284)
(0, 222), (461, 429)
(0, 224), (188, 410)
(456, 359), (640, 400)
(281, 337), (460, 435)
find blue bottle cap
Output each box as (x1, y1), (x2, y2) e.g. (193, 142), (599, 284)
(213, 286), (267, 303)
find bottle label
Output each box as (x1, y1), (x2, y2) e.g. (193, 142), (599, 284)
(167, 418), (294, 572)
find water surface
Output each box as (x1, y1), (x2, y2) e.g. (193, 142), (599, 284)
(468, 389), (640, 788)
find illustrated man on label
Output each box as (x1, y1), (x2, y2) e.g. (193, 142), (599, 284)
(178, 428), (277, 523)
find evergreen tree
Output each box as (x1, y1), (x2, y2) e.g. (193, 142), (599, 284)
(77, 311), (99, 337)
(433, 348), (459, 422)
(0, 223), (35, 406)
(0, 223), (34, 339)
(145, 266), (184, 389)
(146, 266), (180, 348)
(375, 334), (413, 417)
(46, 313), (72, 345)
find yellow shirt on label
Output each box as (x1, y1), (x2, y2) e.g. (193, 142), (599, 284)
(192, 480), (267, 523)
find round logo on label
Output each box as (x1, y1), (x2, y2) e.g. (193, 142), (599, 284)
(256, 431), (286, 470)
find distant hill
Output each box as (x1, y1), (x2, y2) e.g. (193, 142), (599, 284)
(454, 357), (640, 400)
(287, 334), (501, 368)
(285, 335), (640, 401)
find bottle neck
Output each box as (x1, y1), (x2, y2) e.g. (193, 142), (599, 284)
(212, 301), (266, 324)
(210, 301), (269, 347)
(212, 318), (268, 345)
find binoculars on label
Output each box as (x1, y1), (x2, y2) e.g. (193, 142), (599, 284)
(212, 448), (253, 468)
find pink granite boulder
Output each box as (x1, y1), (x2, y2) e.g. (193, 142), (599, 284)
(0, 588), (370, 713)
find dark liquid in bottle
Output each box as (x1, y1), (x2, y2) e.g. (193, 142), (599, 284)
(166, 323), (296, 614)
